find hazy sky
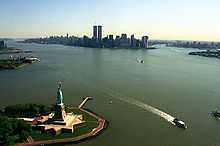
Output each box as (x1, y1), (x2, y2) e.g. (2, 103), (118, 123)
(0, 0), (219, 41)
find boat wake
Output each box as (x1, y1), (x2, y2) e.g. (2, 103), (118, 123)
(101, 87), (175, 124)
(77, 78), (175, 125)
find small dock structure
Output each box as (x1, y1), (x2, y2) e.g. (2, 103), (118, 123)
(78, 97), (93, 108)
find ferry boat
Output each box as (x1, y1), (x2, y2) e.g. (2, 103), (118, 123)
(23, 56), (40, 63)
(211, 110), (220, 119)
(172, 118), (187, 129)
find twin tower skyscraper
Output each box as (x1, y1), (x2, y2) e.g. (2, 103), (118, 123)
(93, 25), (102, 42)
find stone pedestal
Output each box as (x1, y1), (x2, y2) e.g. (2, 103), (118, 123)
(52, 104), (66, 122)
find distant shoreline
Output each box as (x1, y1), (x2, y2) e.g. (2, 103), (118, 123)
(0, 47), (32, 54)
(20, 41), (157, 50)
(189, 50), (220, 59)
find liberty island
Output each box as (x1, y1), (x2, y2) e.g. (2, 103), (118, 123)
(0, 83), (106, 146)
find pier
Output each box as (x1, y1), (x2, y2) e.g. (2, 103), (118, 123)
(78, 96), (92, 108)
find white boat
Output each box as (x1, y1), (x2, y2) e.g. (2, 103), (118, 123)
(136, 58), (144, 63)
(24, 57), (40, 63)
(172, 118), (187, 129)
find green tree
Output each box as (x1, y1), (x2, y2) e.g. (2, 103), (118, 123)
(0, 116), (32, 146)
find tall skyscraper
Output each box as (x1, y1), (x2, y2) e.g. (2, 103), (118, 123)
(98, 25), (102, 42)
(108, 35), (114, 47)
(93, 25), (97, 40)
(130, 34), (135, 48)
(120, 33), (129, 47)
(141, 36), (149, 48)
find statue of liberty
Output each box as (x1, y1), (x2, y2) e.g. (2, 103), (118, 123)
(53, 81), (66, 121)
(56, 82), (63, 105)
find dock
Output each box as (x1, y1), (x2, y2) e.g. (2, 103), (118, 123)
(78, 96), (92, 108)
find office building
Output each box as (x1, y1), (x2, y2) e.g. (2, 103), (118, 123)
(141, 36), (149, 48)
(130, 34), (136, 48)
(98, 25), (102, 42)
(93, 26), (98, 40)
(120, 33), (129, 47)
(115, 35), (120, 47)
(108, 35), (114, 47)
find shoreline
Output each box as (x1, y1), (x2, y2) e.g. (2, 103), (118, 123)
(0, 57), (40, 70)
(189, 50), (220, 59)
(20, 41), (157, 50)
(0, 47), (32, 54)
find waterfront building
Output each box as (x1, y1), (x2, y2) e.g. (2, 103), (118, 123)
(136, 39), (141, 48)
(83, 35), (90, 47)
(130, 34), (136, 48)
(109, 35), (114, 40)
(0, 41), (6, 48)
(115, 35), (120, 47)
(93, 25), (98, 40)
(108, 35), (114, 47)
(120, 33), (130, 47)
(121, 33), (127, 40)
(115, 35), (120, 39)
(98, 25), (102, 42)
(102, 36), (109, 47)
(141, 36), (149, 48)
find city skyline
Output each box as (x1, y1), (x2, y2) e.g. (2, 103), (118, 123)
(0, 0), (220, 41)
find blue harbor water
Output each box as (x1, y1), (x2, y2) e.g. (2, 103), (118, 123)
(1, 41), (220, 146)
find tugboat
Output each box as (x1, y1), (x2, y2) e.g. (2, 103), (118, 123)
(172, 118), (187, 129)
(211, 110), (220, 119)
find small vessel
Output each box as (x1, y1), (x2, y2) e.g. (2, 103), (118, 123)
(109, 100), (113, 104)
(211, 110), (220, 119)
(23, 56), (40, 63)
(172, 118), (187, 129)
(136, 58), (144, 64)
